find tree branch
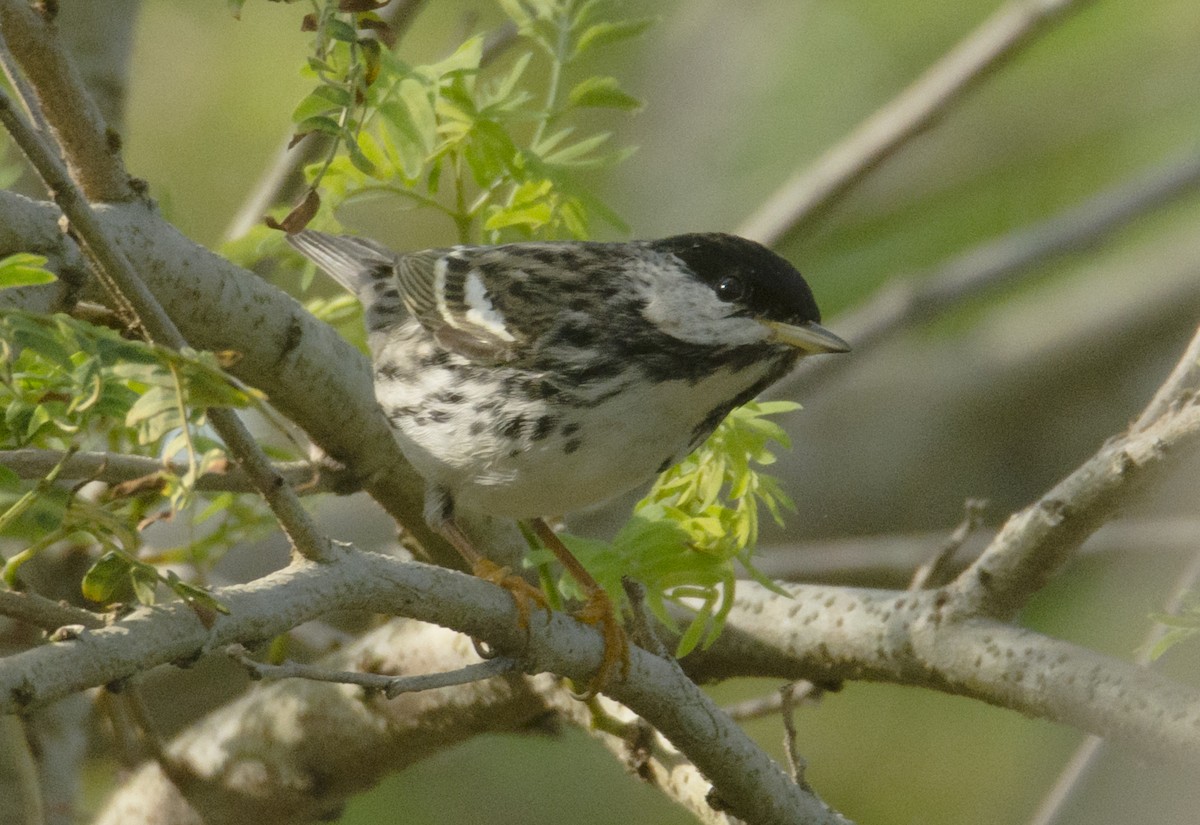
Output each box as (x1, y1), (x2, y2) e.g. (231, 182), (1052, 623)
(684, 581), (1200, 765)
(0, 188), (511, 571)
(0, 449), (339, 496)
(0, 589), (105, 632)
(1, 551), (848, 825)
(0, 0), (135, 202)
(736, 0), (1098, 246)
(946, 359), (1200, 618)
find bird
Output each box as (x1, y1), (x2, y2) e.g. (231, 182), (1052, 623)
(287, 229), (849, 695)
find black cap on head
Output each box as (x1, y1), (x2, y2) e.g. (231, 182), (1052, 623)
(650, 233), (822, 325)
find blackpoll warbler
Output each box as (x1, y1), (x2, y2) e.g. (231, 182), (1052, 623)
(288, 230), (848, 695)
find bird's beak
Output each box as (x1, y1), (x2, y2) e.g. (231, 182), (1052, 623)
(764, 320), (851, 354)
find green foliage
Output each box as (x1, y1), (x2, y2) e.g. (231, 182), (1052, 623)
(284, 0), (646, 244)
(0, 311), (274, 607)
(0, 253), (57, 290)
(547, 402), (800, 657)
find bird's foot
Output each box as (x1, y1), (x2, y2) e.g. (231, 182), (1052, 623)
(471, 557), (550, 629)
(569, 586), (630, 701)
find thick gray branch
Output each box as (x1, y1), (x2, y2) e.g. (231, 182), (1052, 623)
(0, 550), (846, 825)
(685, 582), (1200, 765)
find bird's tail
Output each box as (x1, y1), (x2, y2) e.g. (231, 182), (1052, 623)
(286, 229), (395, 294)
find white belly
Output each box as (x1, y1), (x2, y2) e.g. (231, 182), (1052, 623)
(379, 361), (773, 518)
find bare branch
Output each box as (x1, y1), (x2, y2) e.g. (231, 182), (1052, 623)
(0, 0), (135, 202)
(0, 589), (105, 632)
(724, 681), (825, 724)
(909, 498), (987, 590)
(540, 685), (753, 825)
(0, 449), (340, 495)
(737, 0), (1098, 246)
(1, 551), (848, 825)
(685, 581), (1200, 765)
(225, 642), (519, 697)
(1133, 323), (1200, 432)
(947, 387), (1200, 618)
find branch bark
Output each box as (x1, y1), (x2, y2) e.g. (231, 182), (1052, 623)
(0, 551), (848, 825)
(0, 0), (135, 202)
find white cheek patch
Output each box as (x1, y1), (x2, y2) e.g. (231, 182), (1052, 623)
(636, 258), (770, 346)
(463, 270), (517, 342)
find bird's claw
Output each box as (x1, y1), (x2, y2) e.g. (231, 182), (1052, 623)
(569, 587), (630, 701)
(471, 557), (549, 629)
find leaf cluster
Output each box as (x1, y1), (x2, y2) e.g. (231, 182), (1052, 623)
(283, 0), (649, 243)
(551, 402), (801, 657)
(0, 309), (274, 611)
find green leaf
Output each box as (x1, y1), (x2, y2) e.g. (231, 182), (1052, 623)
(130, 564), (159, 605)
(81, 551), (131, 603)
(572, 18), (655, 59)
(291, 85), (352, 123)
(325, 18), (358, 43)
(425, 35), (483, 80)
(567, 76), (642, 111)
(293, 115), (344, 138)
(0, 253), (56, 290)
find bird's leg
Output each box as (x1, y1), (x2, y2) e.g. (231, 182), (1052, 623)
(529, 517), (630, 699)
(425, 489), (548, 629)
(437, 517), (549, 628)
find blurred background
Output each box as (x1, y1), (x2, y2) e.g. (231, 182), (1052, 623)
(93, 0), (1200, 822)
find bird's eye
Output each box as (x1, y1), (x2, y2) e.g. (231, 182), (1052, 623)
(715, 275), (746, 302)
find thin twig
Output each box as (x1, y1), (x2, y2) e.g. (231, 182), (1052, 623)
(770, 151), (1200, 400)
(779, 683), (810, 788)
(737, 0), (1097, 246)
(909, 499), (987, 590)
(1132, 323), (1200, 432)
(0, 448), (341, 495)
(724, 681), (824, 723)
(0, 81), (335, 564)
(0, 589), (105, 632)
(226, 643), (520, 698)
(946, 347), (1200, 619)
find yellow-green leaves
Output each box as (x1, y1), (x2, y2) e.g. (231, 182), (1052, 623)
(567, 76), (642, 111)
(0, 253), (56, 290)
(284, 0), (647, 243)
(552, 401), (801, 657)
(0, 311), (270, 611)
